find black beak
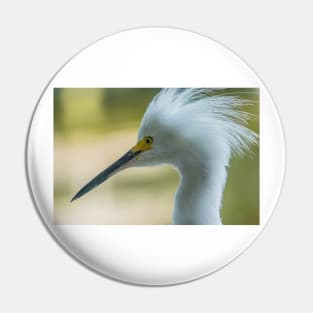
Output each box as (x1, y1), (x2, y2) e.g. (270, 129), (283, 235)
(71, 149), (140, 202)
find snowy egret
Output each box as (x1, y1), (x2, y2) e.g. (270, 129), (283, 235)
(71, 89), (258, 225)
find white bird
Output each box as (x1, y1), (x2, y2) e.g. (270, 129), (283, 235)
(71, 88), (258, 225)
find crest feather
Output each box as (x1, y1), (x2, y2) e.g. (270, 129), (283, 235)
(140, 88), (258, 158)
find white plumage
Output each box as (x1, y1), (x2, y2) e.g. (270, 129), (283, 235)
(135, 88), (258, 224)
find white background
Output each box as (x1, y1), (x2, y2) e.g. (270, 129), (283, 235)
(0, 1), (311, 312)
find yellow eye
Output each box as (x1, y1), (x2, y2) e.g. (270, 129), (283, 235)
(144, 136), (153, 145)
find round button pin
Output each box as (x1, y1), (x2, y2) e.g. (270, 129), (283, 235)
(26, 28), (285, 285)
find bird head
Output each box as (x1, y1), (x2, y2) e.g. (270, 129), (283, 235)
(71, 88), (257, 202)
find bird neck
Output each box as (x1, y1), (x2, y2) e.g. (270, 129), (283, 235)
(173, 161), (227, 225)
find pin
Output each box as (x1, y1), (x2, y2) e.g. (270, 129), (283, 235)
(26, 28), (285, 285)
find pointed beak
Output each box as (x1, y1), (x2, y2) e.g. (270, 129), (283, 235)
(71, 138), (151, 202)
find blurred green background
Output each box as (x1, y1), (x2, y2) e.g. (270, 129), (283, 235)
(54, 88), (259, 225)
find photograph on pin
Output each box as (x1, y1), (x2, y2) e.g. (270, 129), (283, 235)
(54, 88), (259, 225)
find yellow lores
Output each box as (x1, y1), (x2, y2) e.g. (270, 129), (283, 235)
(132, 136), (153, 153)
